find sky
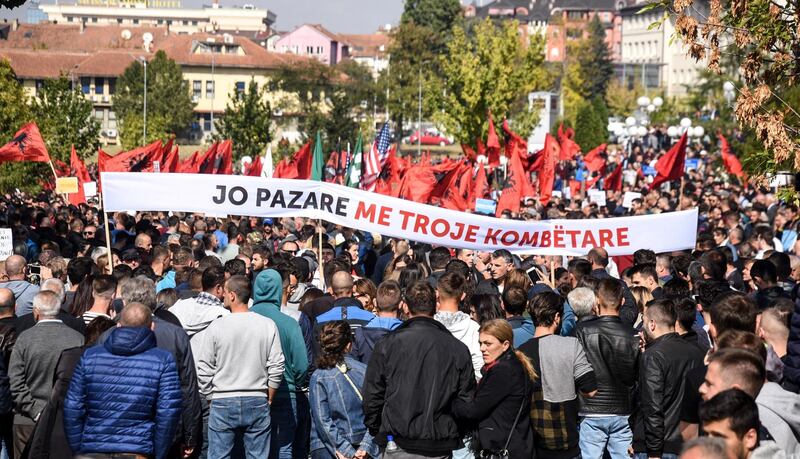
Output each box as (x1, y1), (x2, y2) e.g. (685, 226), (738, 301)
(1, 0), (406, 34)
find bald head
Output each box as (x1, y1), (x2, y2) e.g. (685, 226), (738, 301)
(587, 247), (608, 269)
(331, 271), (354, 298)
(0, 288), (14, 315)
(4, 255), (26, 279)
(118, 302), (153, 328)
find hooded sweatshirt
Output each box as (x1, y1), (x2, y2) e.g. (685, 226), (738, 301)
(251, 269), (309, 397)
(434, 311), (483, 380)
(2, 280), (39, 317)
(757, 382), (800, 456)
(169, 293), (229, 369)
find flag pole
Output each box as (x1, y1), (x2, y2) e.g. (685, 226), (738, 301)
(103, 208), (114, 274)
(318, 219), (324, 289)
(678, 176), (685, 210)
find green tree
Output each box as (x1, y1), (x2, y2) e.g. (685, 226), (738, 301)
(430, 19), (551, 143)
(378, 21), (439, 145)
(114, 50), (194, 149)
(214, 78), (272, 162)
(0, 60), (38, 192)
(605, 79), (642, 117)
(580, 16), (615, 97)
(574, 99), (607, 152)
(30, 76), (100, 163)
(401, 0), (462, 46)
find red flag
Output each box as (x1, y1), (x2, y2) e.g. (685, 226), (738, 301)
(461, 143), (477, 162)
(586, 172), (602, 189)
(158, 137), (174, 169)
(470, 164), (489, 208)
(97, 149), (111, 172)
(70, 145), (90, 183)
(496, 140), (537, 216)
(537, 133), (560, 205)
(198, 140), (233, 175)
(649, 133), (688, 190)
(294, 141), (313, 179)
(101, 140), (161, 172)
(374, 146), (402, 197)
(163, 146), (179, 173)
(431, 159), (471, 210)
(557, 123), (580, 161)
(244, 155), (263, 177)
(604, 162), (623, 192)
(583, 143), (607, 173)
(273, 158), (298, 179)
(398, 164), (438, 203)
(178, 151), (199, 173)
(476, 137), (487, 157)
(487, 113), (501, 167)
(0, 123), (51, 164)
(719, 134), (745, 179)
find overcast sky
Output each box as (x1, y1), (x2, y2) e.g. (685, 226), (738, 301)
(1, 0), (405, 34)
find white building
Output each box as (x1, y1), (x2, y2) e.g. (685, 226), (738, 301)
(41, 0), (276, 36)
(619, 2), (707, 95)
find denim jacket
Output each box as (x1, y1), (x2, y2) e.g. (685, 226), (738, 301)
(309, 357), (378, 458)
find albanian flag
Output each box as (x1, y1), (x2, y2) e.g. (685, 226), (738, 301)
(0, 123), (51, 164)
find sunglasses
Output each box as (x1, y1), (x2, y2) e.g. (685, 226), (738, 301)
(83, 231), (95, 236)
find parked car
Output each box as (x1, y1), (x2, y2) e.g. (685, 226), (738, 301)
(404, 130), (454, 146)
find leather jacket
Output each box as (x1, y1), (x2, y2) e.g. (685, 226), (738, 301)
(575, 315), (639, 415)
(632, 332), (705, 456)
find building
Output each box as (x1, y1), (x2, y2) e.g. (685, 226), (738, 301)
(545, 4), (623, 63)
(273, 24), (349, 66)
(464, 0), (551, 33)
(618, 2), (707, 95)
(41, 0), (276, 36)
(0, 23), (309, 144)
(26, 0), (48, 25)
(335, 32), (390, 78)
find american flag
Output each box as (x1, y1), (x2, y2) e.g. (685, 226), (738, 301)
(362, 123), (392, 191)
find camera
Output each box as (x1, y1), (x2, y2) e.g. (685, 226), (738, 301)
(27, 264), (42, 285)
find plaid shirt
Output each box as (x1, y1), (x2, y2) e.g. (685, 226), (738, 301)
(194, 292), (223, 308)
(531, 386), (571, 451)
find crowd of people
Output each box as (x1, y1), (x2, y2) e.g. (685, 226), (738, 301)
(0, 168), (798, 459)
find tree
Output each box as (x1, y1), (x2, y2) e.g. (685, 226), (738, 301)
(213, 78), (272, 162)
(401, 0), (462, 50)
(581, 16), (615, 97)
(605, 79), (643, 117)
(654, 0), (800, 179)
(30, 76), (100, 163)
(114, 50), (194, 149)
(0, 59), (37, 192)
(430, 19), (552, 143)
(574, 99), (608, 152)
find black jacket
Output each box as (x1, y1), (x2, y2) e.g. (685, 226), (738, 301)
(575, 315), (639, 415)
(589, 269), (638, 326)
(633, 332), (705, 456)
(351, 326), (391, 365)
(15, 312), (85, 336)
(453, 349), (533, 459)
(362, 316), (476, 456)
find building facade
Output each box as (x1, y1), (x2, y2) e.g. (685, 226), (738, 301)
(0, 23), (307, 145)
(273, 24), (349, 66)
(41, 0), (275, 36)
(545, 7), (622, 62)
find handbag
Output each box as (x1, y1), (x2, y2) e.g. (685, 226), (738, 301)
(478, 378), (527, 459)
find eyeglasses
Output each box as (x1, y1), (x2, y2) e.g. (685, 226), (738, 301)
(83, 231), (95, 236)
(281, 249), (297, 256)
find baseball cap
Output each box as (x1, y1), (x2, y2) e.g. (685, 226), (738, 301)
(263, 218), (274, 226)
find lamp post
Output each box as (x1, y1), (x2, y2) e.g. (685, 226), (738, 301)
(138, 56), (148, 145)
(418, 65), (422, 158)
(196, 41), (216, 138)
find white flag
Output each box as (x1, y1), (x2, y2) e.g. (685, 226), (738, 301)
(262, 145), (274, 178)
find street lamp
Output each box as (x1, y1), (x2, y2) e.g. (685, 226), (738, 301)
(138, 56), (148, 145)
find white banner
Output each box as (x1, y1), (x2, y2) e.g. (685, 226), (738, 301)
(101, 172), (698, 256)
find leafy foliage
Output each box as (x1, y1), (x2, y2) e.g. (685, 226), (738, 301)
(574, 98), (608, 152)
(581, 16), (615, 97)
(214, 78), (272, 162)
(401, 0), (463, 33)
(114, 50), (195, 149)
(430, 19), (552, 143)
(30, 76), (100, 163)
(0, 60), (31, 140)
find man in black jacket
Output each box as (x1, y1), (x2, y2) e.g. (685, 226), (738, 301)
(575, 278), (640, 458)
(587, 248), (638, 326)
(363, 281), (475, 458)
(633, 299), (705, 459)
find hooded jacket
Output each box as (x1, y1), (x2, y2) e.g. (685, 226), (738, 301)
(251, 269), (309, 396)
(64, 327), (182, 459)
(169, 293), (229, 337)
(757, 382), (800, 456)
(1, 280), (38, 316)
(434, 311), (483, 379)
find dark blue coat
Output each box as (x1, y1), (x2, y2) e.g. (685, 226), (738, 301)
(63, 327), (182, 459)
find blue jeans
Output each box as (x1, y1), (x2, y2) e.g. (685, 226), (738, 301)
(208, 396), (271, 459)
(579, 416), (632, 459)
(269, 392), (311, 459)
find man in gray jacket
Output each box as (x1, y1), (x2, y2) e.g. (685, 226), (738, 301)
(0, 256), (38, 317)
(8, 290), (83, 457)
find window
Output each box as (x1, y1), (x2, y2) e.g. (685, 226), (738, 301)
(94, 109), (104, 121)
(117, 18), (123, 24)
(316, 46), (323, 54)
(108, 78), (116, 95)
(133, 19), (139, 24)
(235, 81), (245, 98)
(167, 20), (173, 25)
(35, 80), (44, 93)
(206, 80), (214, 98)
(80, 77), (91, 94)
(95, 77), (104, 94)
(192, 20), (198, 26)
(158, 19), (164, 25)
(192, 80), (201, 99)
(183, 20), (188, 25)
(202, 113), (212, 131)
(91, 17), (98, 23)
(306, 46), (314, 54)
(109, 111), (117, 129)
(67, 16), (74, 22)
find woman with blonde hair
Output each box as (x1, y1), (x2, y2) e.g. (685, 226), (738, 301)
(453, 319), (536, 458)
(630, 285), (653, 329)
(505, 268), (533, 292)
